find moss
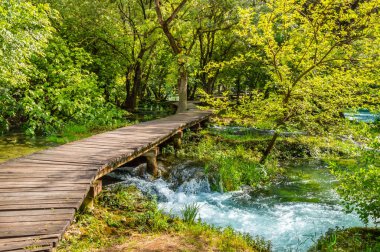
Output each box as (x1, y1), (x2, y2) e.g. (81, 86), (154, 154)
(309, 227), (380, 252)
(58, 185), (271, 252)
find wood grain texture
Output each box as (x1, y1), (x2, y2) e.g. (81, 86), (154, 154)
(0, 107), (211, 251)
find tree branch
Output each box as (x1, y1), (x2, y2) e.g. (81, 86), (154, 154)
(166, 0), (188, 25)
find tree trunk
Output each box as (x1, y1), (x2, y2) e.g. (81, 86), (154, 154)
(236, 76), (241, 105)
(154, 0), (188, 113)
(260, 132), (279, 164)
(124, 69), (140, 111)
(124, 70), (136, 110)
(177, 66), (188, 113)
(189, 81), (197, 100)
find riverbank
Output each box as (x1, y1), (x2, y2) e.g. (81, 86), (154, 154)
(58, 186), (271, 252)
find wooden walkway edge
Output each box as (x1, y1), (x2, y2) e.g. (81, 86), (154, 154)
(0, 107), (211, 251)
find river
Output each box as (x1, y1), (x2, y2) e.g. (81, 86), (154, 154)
(107, 159), (365, 252)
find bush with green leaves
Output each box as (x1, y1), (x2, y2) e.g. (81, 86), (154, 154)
(24, 36), (126, 134)
(331, 139), (380, 225)
(0, 1), (126, 135)
(0, 0), (54, 132)
(309, 227), (380, 252)
(179, 131), (280, 191)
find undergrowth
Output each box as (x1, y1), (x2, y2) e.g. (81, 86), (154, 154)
(173, 128), (360, 192)
(58, 185), (271, 252)
(309, 227), (380, 252)
(46, 119), (131, 144)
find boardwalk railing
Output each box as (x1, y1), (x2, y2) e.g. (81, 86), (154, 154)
(0, 107), (211, 251)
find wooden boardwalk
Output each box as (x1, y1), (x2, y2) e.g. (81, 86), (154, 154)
(0, 107), (211, 251)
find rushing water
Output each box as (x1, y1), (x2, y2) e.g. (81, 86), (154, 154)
(107, 160), (365, 252)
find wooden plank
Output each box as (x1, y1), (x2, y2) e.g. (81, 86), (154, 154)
(0, 234), (59, 243)
(0, 198), (80, 207)
(0, 211), (73, 223)
(0, 209), (74, 217)
(0, 180), (90, 186)
(0, 170), (95, 179)
(0, 174), (95, 180)
(0, 191), (87, 199)
(0, 221), (68, 238)
(0, 187), (89, 193)
(0, 203), (79, 211)
(0, 238), (57, 252)
(0, 167), (98, 173)
(0, 162), (96, 169)
(1, 159), (99, 167)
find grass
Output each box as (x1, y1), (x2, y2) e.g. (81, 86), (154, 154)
(58, 185), (271, 252)
(46, 120), (131, 144)
(211, 129), (360, 160)
(309, 227), (380, 252)
(171, 127), (361, 192)
(173, 130), (281, 191)
(181, 203), (201, 223)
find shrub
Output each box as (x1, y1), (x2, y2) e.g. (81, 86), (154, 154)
(331, 140), (380, 224)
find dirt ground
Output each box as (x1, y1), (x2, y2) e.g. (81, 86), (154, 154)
(99, 233), (206, 252)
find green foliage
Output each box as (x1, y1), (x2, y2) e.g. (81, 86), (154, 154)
(181, 203), (200, 224)
(331, 140), (380, 225)
(179, 130), (281, 191)
(0, 1), (127, 135)
(0, 0), (54, 132)
(309, 227), (380, 252)
(201, 0), (380, 162)
(24, 36), (126, 134)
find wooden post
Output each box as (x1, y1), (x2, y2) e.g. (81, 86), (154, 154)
(173, 130), (183, 150)
(143, 147), (159, 177)
(82, 179), (102, 209)
(192, 122), (202, 132)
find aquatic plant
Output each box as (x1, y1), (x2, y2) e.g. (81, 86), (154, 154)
(181, 203), (200, 223)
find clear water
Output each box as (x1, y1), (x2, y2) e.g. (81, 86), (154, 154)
(344, 111), (380, 123)
(109, 160), (366, 252)
(0, 133), (54, 163)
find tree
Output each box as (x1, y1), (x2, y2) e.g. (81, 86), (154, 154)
(192, 0), (247, 97)
(154, 0), (196, 113)
(233, 0), (380, 163)
(40, 0), (161, 110)
(116, 0), (160, 110)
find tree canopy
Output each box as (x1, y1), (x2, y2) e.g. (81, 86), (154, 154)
(0, 0), (379, 139)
